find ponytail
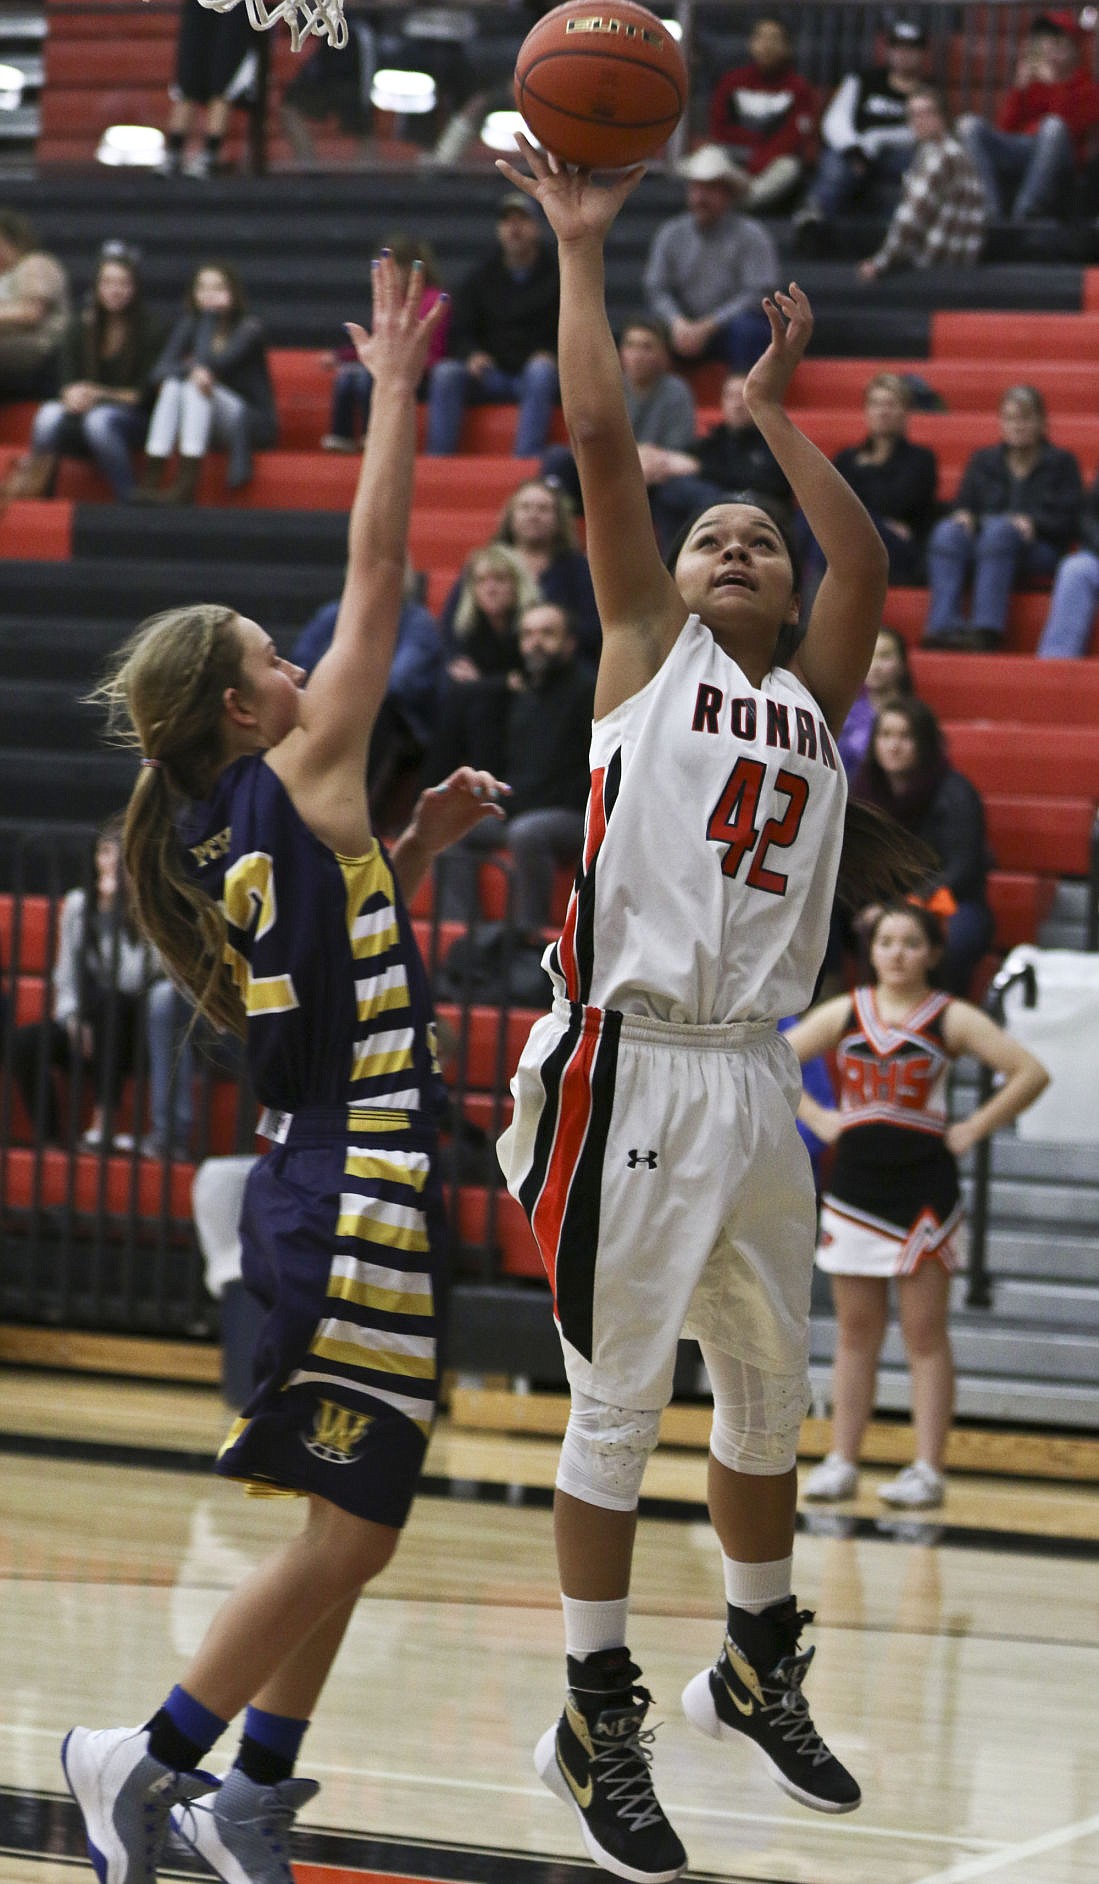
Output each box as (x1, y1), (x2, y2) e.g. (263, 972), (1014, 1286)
(89, 604), (248, 1038)
(835, 798), (938, 911)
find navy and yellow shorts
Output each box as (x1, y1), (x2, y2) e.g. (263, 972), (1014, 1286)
(216, 1106), (448, 1531)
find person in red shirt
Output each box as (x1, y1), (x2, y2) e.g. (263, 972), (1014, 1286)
(707, 14), (818, 211)
(956, 10), (1099, 219)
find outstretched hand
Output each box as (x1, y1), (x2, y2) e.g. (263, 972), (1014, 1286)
(407, 767), (512, 856)
(743, 283), (814, 412)
(344, 251), (447, 391)
(494, 133), (646, 246)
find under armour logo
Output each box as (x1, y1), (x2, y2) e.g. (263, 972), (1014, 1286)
(626, 1149), (658, 1169)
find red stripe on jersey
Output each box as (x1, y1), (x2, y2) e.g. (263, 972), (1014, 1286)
(557, 767), (606, 1002)
(531, 1021), (599, 1300)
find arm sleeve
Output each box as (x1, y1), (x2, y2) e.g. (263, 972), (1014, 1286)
(643, 226), (684, 326)
(149, 316), (192, 387)
(210, 316), (265, 375)
(821, 74), (862, 151)
(51, 891), (83, 1024)
(1028, 451), (1083, 547)
(872, 148), (940, 270)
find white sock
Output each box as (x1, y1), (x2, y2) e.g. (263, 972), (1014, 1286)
(561, 1594), (631, 1659)
(722, 1553), (793, 1614)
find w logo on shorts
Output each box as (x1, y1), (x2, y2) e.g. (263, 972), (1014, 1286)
(303, 1399), (372, 1464)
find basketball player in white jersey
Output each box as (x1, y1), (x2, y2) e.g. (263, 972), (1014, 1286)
(495, 139), (924, 1882)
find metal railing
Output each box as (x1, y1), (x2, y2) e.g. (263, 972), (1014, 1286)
(0, 822), (529, 1336)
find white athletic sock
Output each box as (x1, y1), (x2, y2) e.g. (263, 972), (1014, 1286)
(561, 1594), (631, 1659)
(722, 1553), (793, 1614)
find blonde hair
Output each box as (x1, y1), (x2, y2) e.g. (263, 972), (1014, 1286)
(453, 543), (539, 642)
(865, 372), (912, 409)
(90, 604), (248, 1037)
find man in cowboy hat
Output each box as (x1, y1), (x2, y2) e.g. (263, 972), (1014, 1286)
(643, 144), (778, 370)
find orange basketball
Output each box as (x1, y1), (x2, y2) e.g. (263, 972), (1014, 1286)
(514, 1), (688, 170)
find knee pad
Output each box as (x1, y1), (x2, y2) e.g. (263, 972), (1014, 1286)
(703, 1347), (808, 1477)
(556, 1392), (661, 1511)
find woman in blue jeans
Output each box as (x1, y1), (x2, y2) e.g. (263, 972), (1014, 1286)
(922, 385), (1081, 652)
(24, 243), (162, 501)
(1037, 468), (1099, 657)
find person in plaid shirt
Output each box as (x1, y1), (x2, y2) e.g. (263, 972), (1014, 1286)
(858, 88), (987, 280)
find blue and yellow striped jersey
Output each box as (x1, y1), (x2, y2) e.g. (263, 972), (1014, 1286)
(181, 755), (444, 1117)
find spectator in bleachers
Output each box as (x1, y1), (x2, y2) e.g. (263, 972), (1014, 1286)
(424, 192), (558, 457)
(852, 696), (994, 995)
(838, 623), (913, 778)
(433, 601), (594, 937)
(922, 384), (1082, 651)
(1036, 468), (1099, 655)
(541, 313), (696, 519)
(18, 242), (163, 504)
(857, 88), (987, 279)
(0, 209), (69, 400)
(10, 818), (156, 1150)
(135, 261), (277, 506)
(646, 368), (791, 551)
(160, 0), (256, 179)
(832, 373), (939, 584)
(292, 558), (444, 832)
(706, 14), (818, 212)
(956, 10), (1099, 222)
(321, 235), (449, 453)
(438, 543), (537, 688)
(793, 19), (928, 253)
(492, 476), (601, 665)
(644, 144), (778, 372)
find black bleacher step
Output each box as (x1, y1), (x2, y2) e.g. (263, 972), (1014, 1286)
(0, 748), (138, 822)
(72, 505), (348, 567)
(0, 560), (332, 638)
(0, 679), (102, 751)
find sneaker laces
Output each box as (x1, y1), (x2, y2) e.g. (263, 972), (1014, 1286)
(589, 1695), (668, 1833)
(757, 1648), (837, 1768)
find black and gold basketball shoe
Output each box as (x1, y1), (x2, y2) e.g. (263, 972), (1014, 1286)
(535, 1647), (687, 1883)
(682, 1596), (861, 1813)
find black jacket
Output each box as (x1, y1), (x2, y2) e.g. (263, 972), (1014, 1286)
(151, 312), (278, 445)
(834, 436), (938, 538)
(917, 768), (989, 905)
(691, 421), (791, 502)
(955, 441), (1082, 551)
(447, 245), (560, 374)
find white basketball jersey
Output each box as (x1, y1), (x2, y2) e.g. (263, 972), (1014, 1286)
(546, 613), (847, 1025)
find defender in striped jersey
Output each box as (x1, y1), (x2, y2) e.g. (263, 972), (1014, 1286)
(786, 903), (1047, 1510)
(61, 258), (508, 1884)
(492, 139), (935, 1879)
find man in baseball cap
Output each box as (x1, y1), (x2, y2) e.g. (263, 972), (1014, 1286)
(955, 7), (1099, 219)
(794, 15), (929, 248)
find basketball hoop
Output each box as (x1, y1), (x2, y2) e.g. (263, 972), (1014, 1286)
(196, 0), (349, 54)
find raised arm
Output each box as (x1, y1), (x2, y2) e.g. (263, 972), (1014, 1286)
(746, 286), (889, 731)
(270, 257), (446, 841)
(496, 141), (686, 716)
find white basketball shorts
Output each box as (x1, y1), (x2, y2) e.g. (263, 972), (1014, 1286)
(497, 998), (818, 1410)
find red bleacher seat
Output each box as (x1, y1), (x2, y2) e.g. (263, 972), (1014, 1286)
(913, 653), (1099, 723)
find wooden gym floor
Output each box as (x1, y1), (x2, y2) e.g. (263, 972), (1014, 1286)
(2, 1369), (1099, 1884)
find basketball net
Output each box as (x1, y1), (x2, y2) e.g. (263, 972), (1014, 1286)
(196, 0), (349, 54)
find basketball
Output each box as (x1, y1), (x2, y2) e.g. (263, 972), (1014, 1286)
(513, 1), (688, 170)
